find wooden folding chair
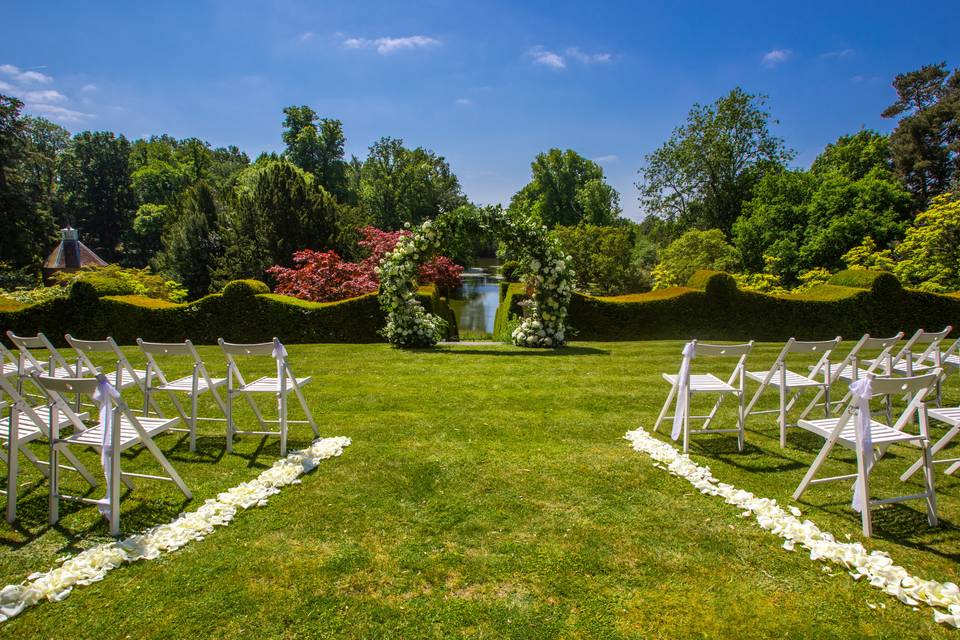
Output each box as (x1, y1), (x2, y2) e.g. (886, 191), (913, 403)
(7, 331), (97, 380)
(32, 372), (191, 536)
(743, 337), (842, 447)
(218, 338), (318, 456)
(653, 340), (754, 453)
(0, 374), (98, 522)
(901, 406), (960, 481)
(793, 371), (940, 537)
(138, 339), (228, 452)
(827, 333), (904, 424)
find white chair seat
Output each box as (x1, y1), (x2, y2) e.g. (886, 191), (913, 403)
(833, 364), (874, 382)
(237, 376), (312, 393)
(929, 407), (960, 427)
(46, 365), (100, 379)
(111, 368), (152, 389)
(0, 417), (44, 443)
(662, 372), (737, 393)
(746, 369), (822, 388)
(2, 361), (45, 378)
(65, 415), (177, 452)
(156, 375), (226, 393)
(798, 417), (924, 447)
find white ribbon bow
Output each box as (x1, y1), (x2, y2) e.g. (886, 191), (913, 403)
(672, 341), (696, 441)
(92, 377), (121, 519)
(272, 340), (288, 384)
(849, 376), (874, 513)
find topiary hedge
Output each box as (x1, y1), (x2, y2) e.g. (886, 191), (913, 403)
(0, 280), (455, 346)
(495, 270), (959, 342)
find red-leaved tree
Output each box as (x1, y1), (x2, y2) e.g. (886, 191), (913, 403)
(268, 226), (463, 302)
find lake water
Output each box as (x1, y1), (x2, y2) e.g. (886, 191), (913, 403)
(448, 262), (502, 336)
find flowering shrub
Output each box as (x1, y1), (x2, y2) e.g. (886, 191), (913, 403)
(379, 207), (573, 348)
(268, 226), (463, 303)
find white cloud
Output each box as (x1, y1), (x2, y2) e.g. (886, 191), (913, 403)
(1, 63), (54, 84)
(821, 48), (854, 59)
(455, 98), (471, 105)
(342, 35), (440, 55)
(80, 83), (98, 93)
(566, 47), (612, 65)
(592, 154), (619, 164)
(761, 48), (792, 68)
(16, 89), (67, 103)
(24, 103), (93, 123)
(0, 79), (13, 92)
(299, 31), (314, 42)
(529, 46), (566, 70)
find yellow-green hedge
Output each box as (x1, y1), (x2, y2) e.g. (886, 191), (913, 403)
(0, 281), (455, 346)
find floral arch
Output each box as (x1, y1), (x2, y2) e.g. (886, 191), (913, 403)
(378, 206), (573, 348)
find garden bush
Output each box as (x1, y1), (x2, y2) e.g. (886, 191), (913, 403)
(0, 280), (455, 346)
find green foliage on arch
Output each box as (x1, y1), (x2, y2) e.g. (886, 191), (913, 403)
(378, 206), (574, 348)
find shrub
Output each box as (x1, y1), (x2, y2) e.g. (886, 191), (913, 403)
(500, 260), (522, 282)
(828, 269), (895, 289)
(652, 229), (741, 289)
(53, 265), (187, 302)
(894, 192), (960, 293)
(222, 279), (271, 301)
(554, 223), (645, 295)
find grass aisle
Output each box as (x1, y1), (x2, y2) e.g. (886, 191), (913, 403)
(1, 341), (958, 638)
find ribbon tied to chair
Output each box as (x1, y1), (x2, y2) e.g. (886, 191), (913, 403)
(671, 341), (696, 441)
(849, 376), (874, 513)
(92, 376), (121, 519)
(272, 340), (288, 383)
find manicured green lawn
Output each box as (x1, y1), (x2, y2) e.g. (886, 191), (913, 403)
(2, 341), (959, 638)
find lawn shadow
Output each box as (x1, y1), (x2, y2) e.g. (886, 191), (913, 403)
(694, 436), (808, 474)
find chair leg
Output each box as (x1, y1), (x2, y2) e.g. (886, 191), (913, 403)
(902, 423), (960, 481)
(109, 444), (121, 537)
(49, 443), (59, 526)
(653, 382), (677, 432)
(701, 394), (724, 430)
(855, 443), (873, 537)
(279, 392), (288, 457)
(682, 387), (690, 454)
(779, 383), (788, 448)
(226, 389), (234, 453)
(139, 434), (192, 500)
(793, 438), (837, 500)
(922, 444), (939, 527)
(292, 384), (319, 438)
(5, 435), (17, 524)
(190, 392), (198, 453)
(737, 391), (745, 452)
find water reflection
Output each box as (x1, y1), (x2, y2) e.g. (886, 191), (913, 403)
(448, 262), (501, 336)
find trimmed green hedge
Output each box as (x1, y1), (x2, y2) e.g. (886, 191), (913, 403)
(493, 282), (527, 338)
(1, 281), (455, 346)
(828, 269), (897, 290)
(493, 270), (959, 342)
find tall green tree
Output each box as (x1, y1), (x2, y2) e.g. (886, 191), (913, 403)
(0, 95), (59, 272)
(509, 149), (621, 227)
(158, 181), (221, 299)
(218, 159), (339, 282)
(638, 88), (794, 234)
(358, 137), (467, 229)
(281, 106), (348, 201)
(881, 62), (960, 208)
(57, 131), (136, 261)
(810, 130), (892, 181)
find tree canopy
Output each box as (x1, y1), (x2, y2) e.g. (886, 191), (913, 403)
(509, 149), (621, 227)
(638, 88), (794, 235)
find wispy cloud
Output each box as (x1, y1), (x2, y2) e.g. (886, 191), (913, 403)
(592, 154), (619, 164)
(761, 48), (792, 68)
(566, 47), (612, 65)
(821, 48), (854, 59)
(528, 46), (566, 70)
(343, 35), (440, 55)
(2, 62), (96, 124)
(0, 64), (53, 84)
(455, 98), (472, 105)
(23, 103), (93, 123)
(851, 74), (883, 84)
(299, 31), (315, 42)
(80, 83), (98, 93)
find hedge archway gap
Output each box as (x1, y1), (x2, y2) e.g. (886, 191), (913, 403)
(378, 206), (573, 348)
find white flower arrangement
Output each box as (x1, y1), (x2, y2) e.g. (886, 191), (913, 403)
(624, 427), (960, 627)
(0, 436), (351, 624)
(379, 207), (573, 348)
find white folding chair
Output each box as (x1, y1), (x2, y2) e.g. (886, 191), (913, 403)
(743, 337), (843, 448)
(792, 371), (940, 537)
(0, 374), (98, 522)
(827, 333), (905, 424)
(7, 331), (97, 380)
(32, 372), (191, 536)
(65, 335), (156, 394)
(653, 340), (754, 453)
(138, 339), (228, 452)
(1, 342), (45, 380)
(218, 338), (319, 456)
(901, 406), (960, 481)
(866, 326), (953, 377)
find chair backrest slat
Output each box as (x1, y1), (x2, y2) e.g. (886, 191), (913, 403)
(692, 342), (753, 358)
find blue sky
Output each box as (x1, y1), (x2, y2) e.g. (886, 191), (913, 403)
(2, 1), (958, 219)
